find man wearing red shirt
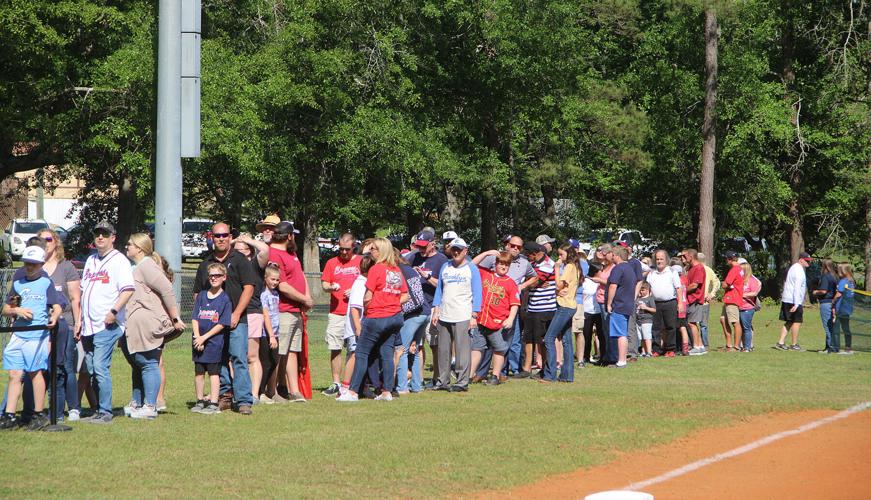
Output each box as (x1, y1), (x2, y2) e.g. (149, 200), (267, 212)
(681, 248), (708, 355)
(720, 250), (745, 351)
(268, 222), (312, 402)
(319, 233), (361, 395)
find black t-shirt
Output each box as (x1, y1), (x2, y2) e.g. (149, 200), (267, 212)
(245, 256), (265, 314)
(194, 249), (257, 323)
(409, 251), (449, 310)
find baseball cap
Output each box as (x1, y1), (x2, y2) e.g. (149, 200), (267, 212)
(614, 241), (630, 249)
(724, 250), (738, 260)
(255, 214), (281, 232)
(448, 237), (468, 250)
(568, 238), (580, 249)
(274, 221), (296, 235)
(414, 230), (435, 247)
(523, 241), (545, 254)
(670, 264), (684, 275)
(93, 221), (116, 235)
(536, 234), (556, 245)
(21, 246), (46, 264)
(442, 230), (459, 241)
(737, 257), (748, 264)
(799, 251), (812, 262)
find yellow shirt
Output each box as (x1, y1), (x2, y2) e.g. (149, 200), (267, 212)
(703, 264), (721, 303)
(556, 263), (580, 309)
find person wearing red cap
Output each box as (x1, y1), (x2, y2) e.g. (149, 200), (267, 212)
(776, 252), (812, 350)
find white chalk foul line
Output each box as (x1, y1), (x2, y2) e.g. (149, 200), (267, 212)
(623, 400), (871, 492)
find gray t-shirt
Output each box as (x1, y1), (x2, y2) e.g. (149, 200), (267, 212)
(50, 260), (80, 326)
(636, 295), (655, 324)
(479, 254), (536, 286)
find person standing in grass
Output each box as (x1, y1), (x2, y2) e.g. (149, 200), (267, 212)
(80, 222), (135, 424)
(517, 242), (556, 375)
(590, 244), (614, 364)
(258, 264), (281, 401)
(635, 282), (656, 357)
(776, 252), (811, 351)
(123, 233), (184, 420)
(606, 246), (635, 368)
(469, 251), (520, 385)
(191, 263), (232, 415)
(338, 238), (408, 402)
(320, 233), (361, 396)
(830, 263), (856, 354)
(738, 258), (761, 351)
(581, 262), (603, 364)
(395, 251), (428, 394)
(681, 249), (708, 355)
(0, 246), (63, 431)
(812, 259), (838, 353)
(719, 251), (745, 352)
(431, 238), (482, 392)
(646, 250), (683, 357)
(338, 254), (375, 396)
(541, 244), (581, 382)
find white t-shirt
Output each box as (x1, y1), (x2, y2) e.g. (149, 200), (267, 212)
(344, 275), (367, 339)
(645, 267), (682, 302)
(782, 262), (807, 306)
(582, 279), (600, 314)
(80, 249), (135, 336)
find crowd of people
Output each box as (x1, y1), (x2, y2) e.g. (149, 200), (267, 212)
(0, 217), (859, 428)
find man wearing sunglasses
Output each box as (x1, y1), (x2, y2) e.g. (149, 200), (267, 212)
(320, 233), (361, 396)
(79, 221), (135, 423)
(472, 235), (537, 378)
(193, 222), (258, 414)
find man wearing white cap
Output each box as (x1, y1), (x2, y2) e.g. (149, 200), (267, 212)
(432, 238), (482, 392)
(79, 222), (135, 423)
(536, 234), (556, 254)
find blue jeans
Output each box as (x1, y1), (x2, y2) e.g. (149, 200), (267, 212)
(220, 322), (253, 406)
(831, 316), (851, 351)
(396, 314), (427, 392)
(739, 309), (755, 350)
(505, 320), (522, 373)
(131, 349), (162, 406)
(819, 302), (834, 350)
(349, 313), (403, 393)
(700, 304), (710, 347)
(83, 324), (125, 416)
(542, 306), (576, 382)
(54, 320), (80, 416)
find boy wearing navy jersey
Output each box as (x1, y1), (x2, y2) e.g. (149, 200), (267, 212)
(1, 246), (62, 430)
(191, 263), (233, 414)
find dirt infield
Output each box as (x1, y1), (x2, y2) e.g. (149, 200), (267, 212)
(482, 405), (871, 499)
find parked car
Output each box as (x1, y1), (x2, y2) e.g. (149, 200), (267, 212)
(578, 228), (659, 256)
(182, 218), (213, 261)
(1, 219), (50, 260)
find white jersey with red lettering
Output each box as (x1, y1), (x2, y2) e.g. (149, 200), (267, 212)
(80, 249), (135, 336)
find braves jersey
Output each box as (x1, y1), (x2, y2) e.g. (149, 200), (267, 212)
(80, 249), (135, 336)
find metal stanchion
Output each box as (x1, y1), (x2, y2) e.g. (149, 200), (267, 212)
(43, 323), (72, 432)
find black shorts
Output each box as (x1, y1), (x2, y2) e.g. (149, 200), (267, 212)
(195, 362), (221, 375)
(523, 311), (554, 344)
(780, 303), (803, 323)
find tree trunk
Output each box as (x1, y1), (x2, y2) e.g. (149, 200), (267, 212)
(541, 184), (556, 229)
(781, 2), (804, 263)
(444, 185), (462, 230)
(698, 7), (718, 261)
(301, 212), (320, 273)
(787, 197), (805, 262)
(480, 192), (497, 250)
(116, 172), (139, 248)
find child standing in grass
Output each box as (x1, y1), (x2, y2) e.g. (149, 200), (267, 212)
(0, 246), (63, 431)
(831, 263), (855, 355)
(260, 264), (281, 402)
(636, 282), (656, 357)
(191, 263), (232, 415)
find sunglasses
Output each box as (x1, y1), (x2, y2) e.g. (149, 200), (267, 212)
(208, 274), (225, 279)
(507, 243), (522, 250)
(94, 231), (112, 238)
(338, 247), (354, 252)
(43, 236), (54, 242)
(212, 233), (231, 239)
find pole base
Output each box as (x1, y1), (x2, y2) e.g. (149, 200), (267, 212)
(42, 424), (73, 432)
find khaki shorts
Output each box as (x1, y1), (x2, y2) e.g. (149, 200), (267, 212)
(572, 307), (585, 333)
(325, 313), (346, 351)
(278, 312), (303, 354)
(721, 304), (740, 325)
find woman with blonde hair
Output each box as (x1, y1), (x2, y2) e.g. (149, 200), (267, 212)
(122, 233), (185, 419)
(338, 238), (409, 401)
(738, 259), (762, 351)
(36, 228), (88, 421)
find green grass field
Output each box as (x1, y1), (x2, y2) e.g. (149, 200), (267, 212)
(1, 305), (869, 498)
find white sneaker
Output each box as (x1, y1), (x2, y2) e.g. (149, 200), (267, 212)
(68, 409), (80, 421)
(156, 400), (167, 412)
(336, 392), (358, 402)
(123, 400), (140, 417)
(260, 394), (274, 405)
(374, 393), (393, 401)
(130, 405), (158, 420)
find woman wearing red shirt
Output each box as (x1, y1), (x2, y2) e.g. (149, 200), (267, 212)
(338, 238), (408, 402)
